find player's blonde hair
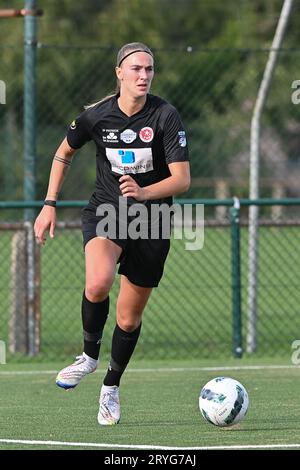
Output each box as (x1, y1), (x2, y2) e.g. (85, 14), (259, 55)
(85, 42), (153, 109)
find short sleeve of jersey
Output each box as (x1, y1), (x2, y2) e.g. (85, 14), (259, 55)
(162, 106), (189, 164)
(66, 111), (91, 149)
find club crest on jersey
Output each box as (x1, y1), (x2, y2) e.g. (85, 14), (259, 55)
(70, 120), (76, 130)
(139, 127), (154, 143)
(178, 130), (187, 147)
(120, 129), (137, 144)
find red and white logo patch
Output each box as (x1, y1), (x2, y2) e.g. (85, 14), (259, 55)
(139, 127), (154, 143)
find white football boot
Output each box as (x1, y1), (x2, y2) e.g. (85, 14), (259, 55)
(98, 385), (120, 425)
(56, 353), (98, 390)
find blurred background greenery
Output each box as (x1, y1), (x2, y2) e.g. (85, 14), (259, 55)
(1, 0), (300, 204)
(1, 1), (300, 362)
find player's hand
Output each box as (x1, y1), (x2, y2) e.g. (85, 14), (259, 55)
(34, 205), (56, 245)
(119, 175), (145, 201)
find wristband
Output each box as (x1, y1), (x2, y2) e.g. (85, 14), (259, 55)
(44, 199), (57, 207)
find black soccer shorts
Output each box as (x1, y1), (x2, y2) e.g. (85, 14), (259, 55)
(81, 205), (170, 288)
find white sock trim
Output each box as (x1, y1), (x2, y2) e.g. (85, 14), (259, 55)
(101, 384), (119, 392)
(82, 352), (98, 367)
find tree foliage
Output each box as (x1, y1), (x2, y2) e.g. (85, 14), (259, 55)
(0, 0), (300, 201)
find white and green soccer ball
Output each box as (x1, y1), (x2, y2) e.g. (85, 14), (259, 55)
(199, 377), (249, 427)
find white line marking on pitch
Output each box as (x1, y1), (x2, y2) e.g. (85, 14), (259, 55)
(0, 438), (300, 450)
(0, 364), (299, 376)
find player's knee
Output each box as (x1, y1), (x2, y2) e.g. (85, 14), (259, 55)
(117, 314), (141, 333)
(85, 278), (112, 302)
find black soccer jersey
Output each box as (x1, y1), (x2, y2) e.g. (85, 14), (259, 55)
(66, 93), (189, 207)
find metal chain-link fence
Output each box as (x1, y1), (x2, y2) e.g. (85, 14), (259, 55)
(1, 44), (300, 362)
(1, 201), (300, 362)
(1, 46), (300, 203)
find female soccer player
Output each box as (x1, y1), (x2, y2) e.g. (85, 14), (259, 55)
(34, 42), (190, 425)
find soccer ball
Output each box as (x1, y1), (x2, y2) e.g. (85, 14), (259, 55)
(199, 377), (249, 427)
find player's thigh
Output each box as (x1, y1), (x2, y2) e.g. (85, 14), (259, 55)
(85, 237), (122, 289)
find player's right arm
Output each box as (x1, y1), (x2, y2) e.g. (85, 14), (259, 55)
(34, 137), (76, 245)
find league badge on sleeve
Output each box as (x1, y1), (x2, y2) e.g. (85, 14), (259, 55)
(178, 131), (187, 147)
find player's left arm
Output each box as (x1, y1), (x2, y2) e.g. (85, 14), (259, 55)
(119, 161), (190, 201)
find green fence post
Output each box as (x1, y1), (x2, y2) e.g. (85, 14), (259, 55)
(230, 197), (243, 358)
(23, 2), (39, 356)
(24, 0), (37, 220)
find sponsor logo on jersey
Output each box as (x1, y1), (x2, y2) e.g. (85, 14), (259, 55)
(178, 130), (187, 147)
(106, 147), (153, 174)
(102, 131), (119, 143)
(103, 128), (119, 133)
(120, 129), (137, 144)
(139, 127), (154, 143)
(70, 120), (76, 130)
(119, 150), (135, 164)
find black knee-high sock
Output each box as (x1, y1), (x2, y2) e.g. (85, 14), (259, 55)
(103, 323), (141, 386)
(82, 291), (109, 360)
